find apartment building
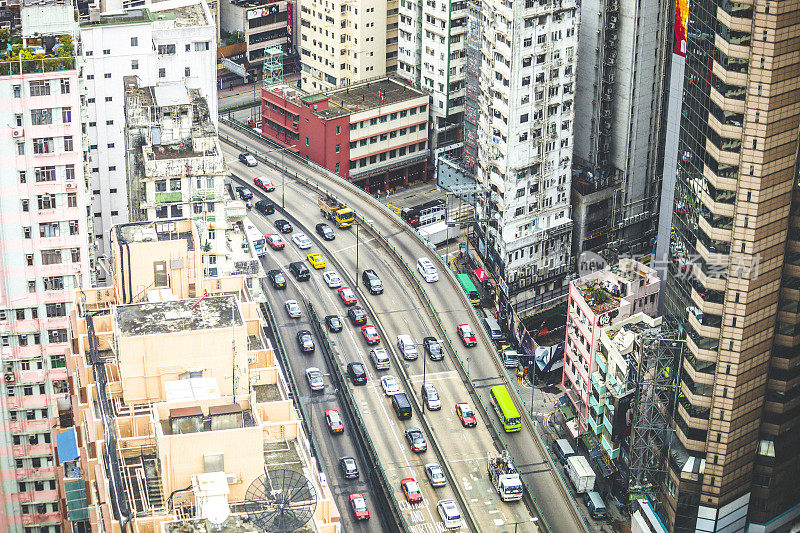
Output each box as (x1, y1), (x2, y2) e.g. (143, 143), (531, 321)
(0, 2), (92, 531)
(53, 219), (339, 532)
(298, 0), (398, 92)
(396, 0), (466, 158)
(570, 0), (670, 259)
(262, 76), (429, 191)
(220, 0), (297, 75)
(469, 0), (578, 318)
(563, 259), (659, 435)
(660, 1), (800, 531)
(80, 0), (217, 260)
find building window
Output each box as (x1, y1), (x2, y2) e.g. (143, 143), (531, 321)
(64, 136), (73, 152)
(69, 221), (79, 235)
(34, 166), (56, 182)
(169, 178), (181, 191)
(194, 41), (210, 51)
(67, 193), (77, 207)
(306, 137), (309, 146)
(39, 222), (59, 237)
(71, 249), (80, 263)
(155, 206), (168, 218)
(41, 250), (62, 265)
(104, 73), (111, 79)
(60, 79), (70, 94)
(335, 144), (341, 153)
(157, 44), (176, 55)
(43, 277), (64, 291)
(19, 171), (26, 183)
(23, 227), (31, 239)
(33, 137), (53, 154)
(31, 109), (52, 125)
(105, 96), (112, 102)
(170, 205), (183, 217)
(335, 162), (340, 173)
(13, 85), (21, 97)
(29, 81), (50, 97)
(336, 125), (341, 134)
(62, 107), (72, 123)
(185, 67), (191, 77)
(21, 199), (29, 212)
(17, 142), (24, 155)
(37, 195), (56, 210)
(48, 329), (68, 343)
(132, 60), (139, 70)
(131, 37), (138, 46)
(159, 68), (166, 78)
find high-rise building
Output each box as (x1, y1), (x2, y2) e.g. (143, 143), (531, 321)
(469, 0), (578, 318)
(298, 0), (398, 92)
(0, 1), (91, 530)
(570, 0), (670, 260)
(79, 0), (218, 260)
(396, 0), (466, 158)
(661, 0), (800, 530)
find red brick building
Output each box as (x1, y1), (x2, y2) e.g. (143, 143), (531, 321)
(261, 77), (429, 193)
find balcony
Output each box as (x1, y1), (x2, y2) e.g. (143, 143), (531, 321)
(594, 352), (608, 374)
(591, 371), (606, 394)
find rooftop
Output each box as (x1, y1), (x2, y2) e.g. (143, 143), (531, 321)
(81, 0), (208, 27)
(116, 220), (196, 250)
(575, 278), (622, 315)
(116, 296), (243, 337)
(81, 8), (167, 27)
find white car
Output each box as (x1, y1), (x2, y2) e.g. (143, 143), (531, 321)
(285, 299), (301, 318)
(380, 375), (401, 396)
(292, 232), (313, 249)
(437, 499), (463, 530)
(397, 334), (418, 360)
(417, 257), (439, 282)
(305, 367), (324, 391)
(323, 270), (342, 288)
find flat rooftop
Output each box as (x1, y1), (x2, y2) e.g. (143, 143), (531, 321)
(575, 278), (622, 316)
(81, 8), (168, 27)
(116, 296), (243, 337)
(116, 220), (195, 250)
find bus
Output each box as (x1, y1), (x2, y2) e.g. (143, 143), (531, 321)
(490, 385), (522, 432)
(400, 199), (446, 228)
(244, 221), (266, 257)
(456, 274), (480, 307)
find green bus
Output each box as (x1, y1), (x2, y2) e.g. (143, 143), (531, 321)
(490, 385), (522, 432)
(456, 273), (480, 306)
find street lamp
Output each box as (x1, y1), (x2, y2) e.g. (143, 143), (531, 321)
(261, 144), (296, 209)
(354, 222), (360, 283)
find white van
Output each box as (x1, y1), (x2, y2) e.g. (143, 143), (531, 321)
(421, 382), (442, 410)
(397, 334), (418, 360)
(483, 317), (503, 341)
(437, 499), (462, 529)
(417, 257), (439, 282)
(370, 347), (391, 370)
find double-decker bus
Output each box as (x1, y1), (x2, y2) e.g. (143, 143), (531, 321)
(490, 385), (522, 432)
(456, 274), (480, 307)
(400, 199), (446, 228)
(244, 221), (266, 257)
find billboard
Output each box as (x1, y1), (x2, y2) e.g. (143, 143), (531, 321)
(286, 2), (293, 44)
(611, 393), (634, 444)
(247, 4), (279, 19)
(673, 0), (689, 57)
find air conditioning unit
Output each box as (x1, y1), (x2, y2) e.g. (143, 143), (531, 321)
(65, 182), (76, 189)
(12, 128), (23, 138)
(248, 352), (257, 364)
(5, 373), (15, 383)
(226, 473), (238, 484)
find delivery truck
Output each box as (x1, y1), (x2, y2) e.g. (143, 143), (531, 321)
(487, 451), (524, 502)
(566, 455), (596, 493)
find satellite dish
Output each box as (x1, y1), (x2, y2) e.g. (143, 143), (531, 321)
(242, 469), (317, 532)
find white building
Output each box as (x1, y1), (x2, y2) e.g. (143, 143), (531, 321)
(80, 0), (218, 262)
(471, 0), (578, 317)
(397, 0), (466, 157)
(298, 0), (398, 92)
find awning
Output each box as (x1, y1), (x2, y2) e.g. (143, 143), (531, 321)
(566, 419), (580, 439)
(56, 428), (79, 463)
(474, 268), (489, 282)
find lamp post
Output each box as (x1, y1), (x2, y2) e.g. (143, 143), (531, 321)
(261, 144), (295, 209)
(355, 222), (360, 283)
(421, 341), (427, 414)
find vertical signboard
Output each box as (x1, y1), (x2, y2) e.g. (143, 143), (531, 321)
(286, 2), (293, 45)
(673, 0), (689, 57)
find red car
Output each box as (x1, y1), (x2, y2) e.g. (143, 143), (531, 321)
(349, 493), (369, 521)
(325, 409), (344, 433)
(266, 234), (285, 250)
(456, 324), (477, 347)
(253, 176), (275, 191)
(455, 402), (477, 427)
(338, 286), (357, 306)
(361, 325), (380, 345)
(401, 478), (423, 503)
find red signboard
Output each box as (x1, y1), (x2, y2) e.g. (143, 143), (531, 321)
(673, 0), (689, 57)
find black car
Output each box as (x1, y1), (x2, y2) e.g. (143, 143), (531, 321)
(347, 306), (367, 326)
(339, 456), (359, 479)
(275, 219), (293, 233)
(297, 330), (315, 352)
(236, 186), (254, 201)
(316, 223), (335, 241)
(423, 337), (444, 361)
(255, 199), (275, 215)
(289, 261), (310, 281)
(347, 362), (367, 385)
(325, 315), (343, 332)
(361, 269), (383, 294)
(239, 152), (258, 167)
(404, 427), (427, 453)
(268, 269), (286, 289)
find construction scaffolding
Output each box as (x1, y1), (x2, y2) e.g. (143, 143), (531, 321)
(627, 322), (684, 499)
(262, 45), (284, 88)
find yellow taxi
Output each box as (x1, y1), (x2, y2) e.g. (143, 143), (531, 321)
(307, 253), (326, 269)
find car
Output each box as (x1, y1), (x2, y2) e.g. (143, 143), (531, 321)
(370, 346), (390, 370)
(268, 269), (286, 289)
(265, 233), (285, 250)
(361, 325), (380, 345)
(288, 261), (310, 281)
(423, 337), (444, 361)
(338, 286), (357, 306)
(347, 306), (367, 326)
(292, 233), (312, 249)
(316, 223), (335, 241)
(404, 427), (427, 453)
(401, 478), (424, 503)
(347, 362), (367, 385)
(325, 409), (344, 433)
(349, 493), (369, 521)
(307, 252), (326, 269)
(285, 299), (301, 318)
(421, 382), (441, 410)
(425, 463), (447, 488)
(397, 334), (418, 360)
(339, 456), (359, 479)
(236, 186), (254, 201)
(417, 257), (439, 282)
(380, 375), (400, 396)
(296, 330), (315, 352)
(255, 199), (275, 215)
(323, 270), (342, 288)
(361, 269), (383, 294)
(254, 176), (275, 191)
(239, 152), (257, 167)
(305, 367), (324, 391)
(437, 499), (463, 529)
(456, 323), (477, 347)
(274, 219), (293, 233)
(325, 315), (343, 332)
(455, 402), (477, 427)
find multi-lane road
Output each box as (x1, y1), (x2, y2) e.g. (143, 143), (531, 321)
(221, 123), (588, 533)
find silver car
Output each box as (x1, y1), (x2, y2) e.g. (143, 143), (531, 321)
(305, 367), (324, 391)
(285, 299), (301, 318)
